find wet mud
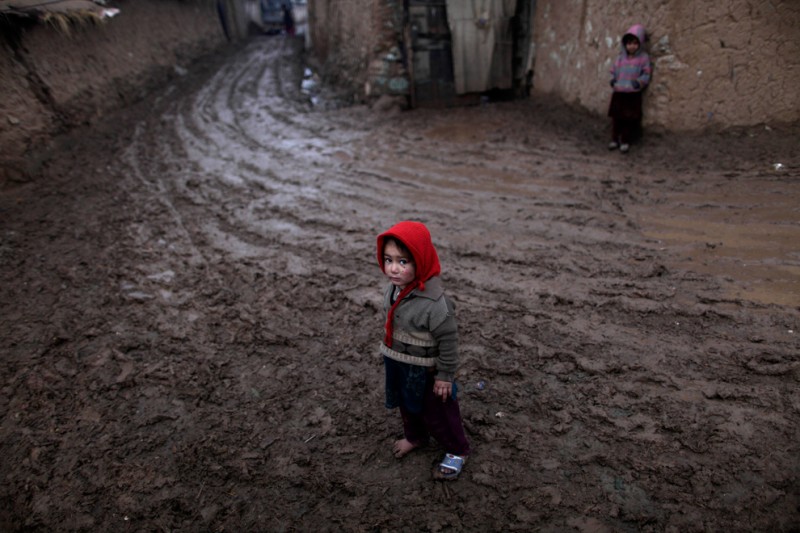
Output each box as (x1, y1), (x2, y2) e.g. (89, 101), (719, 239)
(1, 37), (799, 531)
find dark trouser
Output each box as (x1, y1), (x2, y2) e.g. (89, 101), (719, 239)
(608, 91), (643, 144)
(612, 118), (639, 145)
(399, 380), (470, 456)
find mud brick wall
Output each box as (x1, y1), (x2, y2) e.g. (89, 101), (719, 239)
(531, 0), (800, 130)
(307, 0), (406, 98)
(0, 0), (225, 169)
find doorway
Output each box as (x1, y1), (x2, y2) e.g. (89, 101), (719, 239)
(404, 0), (536, 108)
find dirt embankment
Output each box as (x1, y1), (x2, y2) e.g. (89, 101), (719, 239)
(0, 0), (226, 183)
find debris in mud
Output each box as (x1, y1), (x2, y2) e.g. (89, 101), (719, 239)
(301, 67), (319, 96)
(300, 66), (354, 110)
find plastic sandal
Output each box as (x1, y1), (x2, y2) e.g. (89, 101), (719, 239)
(434, 453), (465, 481)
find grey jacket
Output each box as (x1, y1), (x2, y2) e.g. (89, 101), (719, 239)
(381, 276), (459, 382)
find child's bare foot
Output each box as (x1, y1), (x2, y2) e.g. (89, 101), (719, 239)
(392, 438), (419, 458)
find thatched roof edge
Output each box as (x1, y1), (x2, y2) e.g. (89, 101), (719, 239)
(0, 0), (120, 22)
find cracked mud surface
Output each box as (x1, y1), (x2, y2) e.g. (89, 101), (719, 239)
(1, 36), (799, 531)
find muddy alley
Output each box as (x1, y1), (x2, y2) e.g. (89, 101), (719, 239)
(1, 36), (799, 532)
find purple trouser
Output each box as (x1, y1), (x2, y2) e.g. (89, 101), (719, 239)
(399, 380), (470, 456)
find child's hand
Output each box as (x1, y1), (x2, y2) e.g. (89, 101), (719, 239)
(433, 380), (452, 402)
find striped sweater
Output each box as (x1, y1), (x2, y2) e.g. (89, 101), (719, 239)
(610, 24), (652, 93)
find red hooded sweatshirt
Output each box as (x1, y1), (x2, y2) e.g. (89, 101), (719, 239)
(376, 221), (441, 347)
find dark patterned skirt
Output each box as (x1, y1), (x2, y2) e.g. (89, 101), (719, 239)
(384, 356), (460, 413)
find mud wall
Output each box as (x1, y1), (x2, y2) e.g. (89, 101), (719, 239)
(531, 0), (800, 131)
(0, 0), (227, 173)
(307, 0), (406, 99)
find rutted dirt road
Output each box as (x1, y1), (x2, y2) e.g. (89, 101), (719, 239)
(1, 36), (799, 532)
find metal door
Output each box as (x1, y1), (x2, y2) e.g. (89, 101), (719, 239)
(406, 1), (464, 107)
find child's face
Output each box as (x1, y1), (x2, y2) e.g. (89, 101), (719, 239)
(383, 241), (416, 289)
(625, 38), (640, 55)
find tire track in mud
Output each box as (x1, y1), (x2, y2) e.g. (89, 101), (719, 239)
(123, 42), (340, 275)
(14, 35), (795, 531)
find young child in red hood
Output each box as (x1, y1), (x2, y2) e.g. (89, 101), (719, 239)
(377, 221), (470, 481)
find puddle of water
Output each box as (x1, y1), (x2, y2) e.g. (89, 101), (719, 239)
(637, 184), (800, 307)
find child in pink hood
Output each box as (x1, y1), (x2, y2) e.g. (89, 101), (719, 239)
(608, 24), (652, 153)
(377, 221), (470, 481)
